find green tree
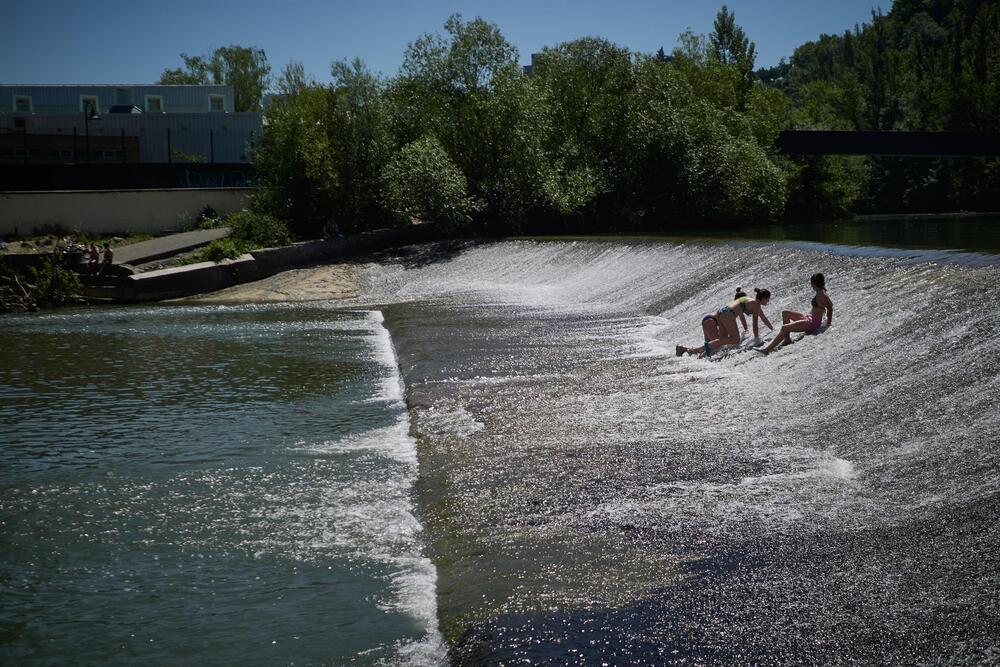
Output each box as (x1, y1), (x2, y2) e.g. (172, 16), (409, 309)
(532, 38), (634, 220)
(253, 58), (395, 237)
(392, 15), (584, 230)
(381, 135), (479, 228)
(252, 84), (338, 237)
(709, 4), (757, 104)
(275, 61), (311, 98)
(159, 46), (272, 112)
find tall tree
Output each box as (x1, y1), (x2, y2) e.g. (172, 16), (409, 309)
(159, 46), (271, 112)
(709, 4), (757, 89)
(275, 61), (311, 98)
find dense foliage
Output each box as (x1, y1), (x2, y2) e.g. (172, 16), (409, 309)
(247, 2), (998, 238)
(253, 11), (791, 237)
(762, 0), (1000, 215)
(0, 256), (82, 312)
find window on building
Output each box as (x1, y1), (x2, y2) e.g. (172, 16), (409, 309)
(14, 95), (32, 113)
(80, 95), (99, 115)
(115, 88), (132, 105)
(209, 94), (225, 112)
(145, 95), (164, 113)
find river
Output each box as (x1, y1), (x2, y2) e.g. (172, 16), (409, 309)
(2, 229), (998, 664)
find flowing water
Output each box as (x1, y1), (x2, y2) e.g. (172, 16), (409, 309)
(360, 238), (1000, 664)
(0, 305), (443, 665)
(2, 233), (999, 665)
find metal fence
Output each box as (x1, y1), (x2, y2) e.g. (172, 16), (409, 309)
(0, 163), (259, 191)
(0, 112), (262, 165)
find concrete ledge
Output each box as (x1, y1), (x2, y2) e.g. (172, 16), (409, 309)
(118, 223), (442, 302)
(125, 254), (257, 302)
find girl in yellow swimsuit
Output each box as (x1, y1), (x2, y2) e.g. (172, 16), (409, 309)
(676, 287), (774, 357)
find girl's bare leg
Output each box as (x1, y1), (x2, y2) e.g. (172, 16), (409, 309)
(761, 319), (809, 354)
(678, 318), (721, 356)
(782, 309), (804, 324)
(702, 319), (720, 341)
(700, 314), (741, 355)
(704, 333), (741, 354)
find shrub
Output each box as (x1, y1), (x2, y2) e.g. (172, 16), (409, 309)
(224, 210), (292, 248)
(381, 135), (479, 228)
(187, 238), (252, 263)
(27, 256), (82, 307)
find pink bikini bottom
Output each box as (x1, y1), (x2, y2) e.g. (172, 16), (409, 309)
(803, 311), (822, 334)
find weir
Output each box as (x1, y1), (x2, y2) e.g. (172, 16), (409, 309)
(368, 238), (1000, 663)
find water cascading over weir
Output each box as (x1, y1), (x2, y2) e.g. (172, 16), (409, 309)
(359, 238), (1000, 663)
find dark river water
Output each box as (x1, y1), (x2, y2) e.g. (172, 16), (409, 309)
(2, 228), (999, 665)
(0, 306), (443, 665)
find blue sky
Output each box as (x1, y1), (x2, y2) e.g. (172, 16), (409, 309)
(1, 0), (890, 84)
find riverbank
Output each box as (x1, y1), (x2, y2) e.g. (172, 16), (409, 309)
(183, 262), (359, 303)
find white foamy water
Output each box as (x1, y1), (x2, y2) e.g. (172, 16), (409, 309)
(292, 310), (444, 665)
(359, 239), (1000, 662)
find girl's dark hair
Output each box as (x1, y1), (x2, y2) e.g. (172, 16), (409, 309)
(734, 286), (748, 299)
(754, 288), (771, 301)
(811, 273), (825, 289)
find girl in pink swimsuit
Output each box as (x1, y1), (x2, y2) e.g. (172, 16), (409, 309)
(759, 273), (833, 355)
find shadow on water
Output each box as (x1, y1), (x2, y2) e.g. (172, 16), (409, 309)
(371, 239), (492, 270)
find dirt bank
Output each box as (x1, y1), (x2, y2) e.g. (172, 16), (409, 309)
(183, 262), (358, 303)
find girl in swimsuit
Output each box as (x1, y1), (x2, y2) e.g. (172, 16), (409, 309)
(676, 287), (773, 357)
(759, 273), (833, 355)
(734, 287), (775, 342)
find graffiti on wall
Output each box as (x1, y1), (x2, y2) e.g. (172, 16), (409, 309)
(177, 169), (258, 188)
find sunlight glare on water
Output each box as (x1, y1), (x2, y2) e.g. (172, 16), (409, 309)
(0, 305), (444, 666)
(362, 239), (1000, 663)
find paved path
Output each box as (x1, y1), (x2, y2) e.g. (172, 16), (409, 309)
(114, 228), (230, 265)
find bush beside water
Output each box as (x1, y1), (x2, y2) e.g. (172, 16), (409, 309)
(186, 210), (293, 264)
(0, 256), (82, 312)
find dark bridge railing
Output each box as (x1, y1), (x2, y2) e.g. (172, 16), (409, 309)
(775, 131), (1000, 157)
(0, 163), (258, 192)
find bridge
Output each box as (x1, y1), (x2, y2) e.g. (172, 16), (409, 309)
(775, 131), (1000, 157)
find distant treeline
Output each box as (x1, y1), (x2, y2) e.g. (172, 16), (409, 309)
(759, 0), (1000, 219)
(219, 2), (999, 238)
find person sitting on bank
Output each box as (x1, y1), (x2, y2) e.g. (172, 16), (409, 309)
(86, 244), (100, 274)
(98, 243), (114, 275)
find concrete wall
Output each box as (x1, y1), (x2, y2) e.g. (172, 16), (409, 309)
(120, 224), (444, 302)
(0, 188), (252, 235)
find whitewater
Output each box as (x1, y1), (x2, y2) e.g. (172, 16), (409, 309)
(359, 238), (1000, 663)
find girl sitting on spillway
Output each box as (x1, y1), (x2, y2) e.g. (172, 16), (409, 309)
(758, 273), (833, 355)
(676, 287), (774, 357)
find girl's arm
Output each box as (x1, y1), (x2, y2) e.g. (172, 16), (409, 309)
(739, 311), (749, 333)
(751, 312), (759, 338)
(825, 296), (834, 325)
(757, 305), (774, 331)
